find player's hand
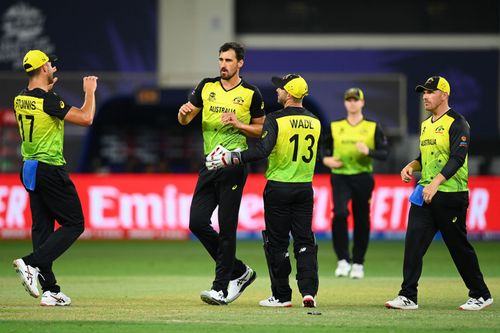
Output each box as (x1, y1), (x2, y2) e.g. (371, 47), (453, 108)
(206, 145), (230, 170)
(205, 145), (241, 170)
(179, 102), (195, 117)
(83, 76), (98, 93)
(221, 112), (242, 129)
(322, 156), (343, 169)
(401, 165), (413, 183)
(48, 77), (58, 91)
(355, 142), (369, 155)
(422, 183), (438, 204)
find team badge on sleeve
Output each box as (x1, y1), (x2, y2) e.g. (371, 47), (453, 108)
(459, 135), (468, 147)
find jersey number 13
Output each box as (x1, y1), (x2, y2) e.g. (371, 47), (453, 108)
(289, 134), (315, 163)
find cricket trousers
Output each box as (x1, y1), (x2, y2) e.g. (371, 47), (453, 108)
(399, 191), (491, 303)
(21, 162), (85, 293)
(189, 165), (248, 294)
(331, 173), (374, 264)
(262, 181), (319, 301)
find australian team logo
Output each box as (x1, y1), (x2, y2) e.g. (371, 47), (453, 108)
(208, 92), (216, 102)
(233, 96), (244, 105)
(434, 125), (445, 134)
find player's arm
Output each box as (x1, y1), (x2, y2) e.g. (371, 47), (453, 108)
(222, 114), (265, 137)
(179, 79), (205, 125)
(401, 158), (421, 183)
(365, 123), (389, 160)
(240, 115), (278, 163)
(178, 102), (201, 125)
(440, 117), (469, 180)
(320, 123), (343, 169)
(401, 121), (425, 183)
(63, 76), (98, 127)
(319, 124), (332, 160)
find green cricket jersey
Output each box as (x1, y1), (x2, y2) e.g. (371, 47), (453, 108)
(189, 77), (265, 155)
(242, 107), (321, 183)
(323, 118), (388, 175)
(13, 88), (71, 165)
(417, 109), (469, 192)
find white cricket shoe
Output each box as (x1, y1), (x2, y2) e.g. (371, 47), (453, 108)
(459, 297), (493, 311)
(13, 259), (40, 298)
(335, 259), (351, 277)
(259, 296), (292, 307)
(200, 289), (227, 305)
(385, 295), (418, 310)
(350, 264), (364, 279)
(226, 265), (257, 303)
(302, 295), (317, 308)
(40, 291), (72, 306)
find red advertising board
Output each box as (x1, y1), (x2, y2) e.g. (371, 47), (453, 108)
(0, 174), (499, 239)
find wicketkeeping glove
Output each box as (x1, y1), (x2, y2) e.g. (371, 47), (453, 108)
(205, 145), (242, 170)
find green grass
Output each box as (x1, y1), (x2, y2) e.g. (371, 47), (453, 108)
(1, 240), (499, 332)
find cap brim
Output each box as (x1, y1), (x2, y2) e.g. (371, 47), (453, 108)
(415, 85), (433, 92)
(344, 94), (360, 100)
(271, 77), (284, 88)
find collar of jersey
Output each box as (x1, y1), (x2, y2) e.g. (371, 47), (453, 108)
(219, 77), (243, 92)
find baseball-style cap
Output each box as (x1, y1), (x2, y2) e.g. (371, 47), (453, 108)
(23, 50), (57, 72)
(344, 87), (364, 100)
(271, 74), (309, 99)
(415, 76), (451, 95)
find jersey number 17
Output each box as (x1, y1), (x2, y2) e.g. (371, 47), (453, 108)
(17, 114), (35, 142)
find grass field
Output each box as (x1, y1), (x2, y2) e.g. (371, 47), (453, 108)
(1, 239), (499, 332)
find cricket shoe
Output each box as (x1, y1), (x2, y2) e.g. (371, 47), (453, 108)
(259, 296), (292, 307)
(200, 289), (227, 305)
(302, 295), (317, 308)
(226, 265), (257, 303)
(350, 264), (364, 279)
(459, 297), (493, 311)
(13, 259), (40, 298)
(40, 291), (72, 306)
(385, 295), (418, 310)
(335, 259), (351, 277)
